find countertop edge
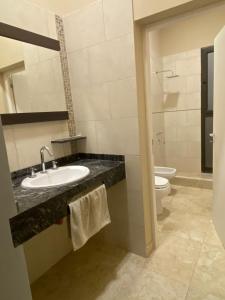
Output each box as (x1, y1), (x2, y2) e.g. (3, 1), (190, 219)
(10, 161), (126, 247)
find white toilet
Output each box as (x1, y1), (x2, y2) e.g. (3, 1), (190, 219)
(155, 176), (171, 215)
(154, 166), (176, 180)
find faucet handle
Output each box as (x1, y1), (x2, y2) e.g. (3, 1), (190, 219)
(52, 160), (58, 170)
(30, 167), (37, 178)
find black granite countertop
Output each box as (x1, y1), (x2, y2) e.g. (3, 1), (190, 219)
(10, 153), (125, 247)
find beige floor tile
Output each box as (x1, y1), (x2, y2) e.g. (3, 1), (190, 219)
(162, 193), (212, 217)
(32, 241), (146, 300)
(147, 234), (202, 285)
(125, 270), (188, 300)
(186, 243), (225, 300)
(31, 184), (225, 300)
(158, 211), (211, 243)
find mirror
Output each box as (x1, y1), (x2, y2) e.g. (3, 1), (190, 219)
(0, 36), (66, 114)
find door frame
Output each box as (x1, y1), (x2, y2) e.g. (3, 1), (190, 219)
(201, 45), (214, 173)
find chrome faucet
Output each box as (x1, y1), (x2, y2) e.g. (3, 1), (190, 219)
(40, 146), (53, 173)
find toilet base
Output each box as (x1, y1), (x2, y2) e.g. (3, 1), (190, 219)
(155, 185), (171, 215)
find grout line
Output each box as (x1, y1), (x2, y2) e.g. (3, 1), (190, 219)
(70, 75), (136, 91)
(65, 31), (133, 55)
(152, 108), (200, 114)
(184, 241), (205, 300)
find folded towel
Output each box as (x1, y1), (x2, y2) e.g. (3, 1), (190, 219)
(69, 184), (111, 251)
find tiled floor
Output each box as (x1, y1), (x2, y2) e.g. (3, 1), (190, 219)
(32, 185), (225, 300)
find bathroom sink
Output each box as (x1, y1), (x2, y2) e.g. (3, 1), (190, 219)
(21, 166), (90, 189)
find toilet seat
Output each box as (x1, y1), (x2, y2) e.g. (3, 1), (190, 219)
(155, 176), (169, 189)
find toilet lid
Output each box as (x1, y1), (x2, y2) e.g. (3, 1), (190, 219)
(155, 176), (169, 188)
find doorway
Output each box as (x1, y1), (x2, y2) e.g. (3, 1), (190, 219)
(201, 46), (214, 173)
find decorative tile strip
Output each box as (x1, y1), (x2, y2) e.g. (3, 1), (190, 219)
(55, 15), (76, 137)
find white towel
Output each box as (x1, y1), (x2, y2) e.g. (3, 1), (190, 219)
(69, 184), (111, 251)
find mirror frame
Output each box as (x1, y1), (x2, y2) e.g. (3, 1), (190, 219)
(0, 22), (69, 125)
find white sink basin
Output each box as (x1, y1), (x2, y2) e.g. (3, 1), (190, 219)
(21, 166), (90, 189)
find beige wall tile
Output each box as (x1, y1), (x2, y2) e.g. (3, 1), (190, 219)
(63, 1), (148, 257)
(107, 182), (144, 228)
(72, 87), (89, 121)
(164, 76), (187, 94)
(164, 111), (177, 127)
(152, 112), (165, 166)
(179, 158), (201, 173)
(186, 126), (201, 142)
(186, 93), (201, 110)
(76, 121), (98, 153)
(186, 75), (201, 93)
(125, 155), (142, 192)
(95, 118), (140, 155)
(12, 122), (68, 170)
(187, 142), (201, 159)
(68, 49), (90, 88)
(164, 127), (177, 142)
(24, 217), (72, 283)
(100, 182), (147, 256)
(186, 48), (200, 58)
(186, 110), (201, 126)
(108, 77), (138, 119)
(152, 48), (202, 174)
(0, 0), (50, 37)
(72, 84), (111, 122)
(102, 0), (133, 40)
(88, 34), (135, 84)
(88, 41), (113, 84)
(63, 0), (105, 52)
(185, 56), (201, 76)
(88, 84), (111, 120)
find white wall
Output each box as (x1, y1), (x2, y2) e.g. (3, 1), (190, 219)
(133, 0), (191, 20)
(132, 0), (223, 21)
(27, 0), (95, 15)
(63, 0), (151, 256)
(213, 25), (225, 247)
(0, 118), (32, 300)
(158, 3), (225, 56)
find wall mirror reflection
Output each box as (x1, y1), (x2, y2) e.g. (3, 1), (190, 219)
(0, 36), (66, 114)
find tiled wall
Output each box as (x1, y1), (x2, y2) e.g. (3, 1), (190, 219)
(151, 47), (201, 175)
(149, 30), (166, 167)
(163, 49), (201, 174)
(0, 0), (71, 171)
(4, 121), (71, 171)
(63, 0), (150, 256)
